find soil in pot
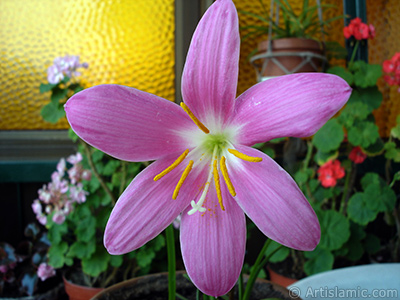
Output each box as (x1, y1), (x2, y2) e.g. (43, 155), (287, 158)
(256, 38), (325, 77)
(92, 271), (298, 300)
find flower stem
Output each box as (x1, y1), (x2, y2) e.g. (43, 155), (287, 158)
(242, 239), (271, 300)
(166, 224), (176, 300)
(82, 141), (116, 205)
(349, 40), (360, 65)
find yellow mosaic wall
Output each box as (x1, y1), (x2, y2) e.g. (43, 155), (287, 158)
(367, 0), (400, 136)
(0, 0), (175, 130)
(235, 0), (399, 136)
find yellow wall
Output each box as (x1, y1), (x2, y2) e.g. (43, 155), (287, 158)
(0, 0), (175, 130)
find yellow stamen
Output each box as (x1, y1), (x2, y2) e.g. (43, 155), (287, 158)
(220, 156), (236, 197)
(180, 102), (210, 134)
(154, 149), (189, 181)
(228, 148), (263, 162)
(213, 159), (225, 211)
(173, 160), (194, 200)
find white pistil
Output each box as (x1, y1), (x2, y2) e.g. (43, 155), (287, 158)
(187, 146), (218, 215)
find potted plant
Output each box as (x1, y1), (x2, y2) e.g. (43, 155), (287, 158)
(240, 0), (343, 79)
(36, 61), (168, 299)
(259, 17), (399, 285)
(0, 223), (62, 299)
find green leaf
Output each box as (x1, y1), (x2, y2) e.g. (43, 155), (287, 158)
(102, 159), (120, 176)
(48, 242), (68, 268)
(347, 121), (380, 148)
(82, 247), (110, 277)
(67, 240), (96, 259)
(384, 141), (400, 162)
(344, 236), (364, 261)
(363, 234), (380, 254)
(68, 128), (79, 142)
(318, 210), (350, 251)
(75, 215), (96, 242)
(347, 193), (378, 225)
(264, 240), (290, 263)
(391, 116), (400, 139)
(360, 173), (382, 190)
(312, 119), (344, 152)
(351, 61), (382, 88)
(110, 255), (123, 268)
(294, 168), (313, 185)
(39, 82), (56, 93)
(50, 87), (68, 105)
(327, 66), (353, 85)
(314, 149), (338, 165)
(47, 221), (68, 244)
(304, 248), (334, 275)
(40, 102), (66, 123)
(359, 87), (382, 110)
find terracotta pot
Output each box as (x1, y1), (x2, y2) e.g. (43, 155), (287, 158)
(255, 38), (325, 77)
(267, 265), (298, 288)
(92, 271), (298, 300)
(63, 277), (103, 300)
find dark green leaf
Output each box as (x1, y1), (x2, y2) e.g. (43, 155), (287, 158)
(67, 241), (96, 259)
(363, 234), (380, 254)
(327, 66), (353, 85)
(75, 215), (96, 242)
(347, 193), (378, 225)
(359, 87), (382, 110)
(312, 119), (344, 152)
(304, 247), (334, 275)
(40, 102), (66, 123)
(82, 247), (110, 277)
(264, 240), (290, 263)
(110, 255), (123, 268)
(39, 82), (57, 93)
(318, 210), (350, 250)
(50, 87), (68, 105)
(48, 242), (68, 268)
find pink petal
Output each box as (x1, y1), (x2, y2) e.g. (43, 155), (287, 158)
(180, 184), (246, 297)
(229, 145), (320, 251)
(104, 155), (208, 254)
(233, 73), (351, 145)
(65, 85), (198, 162)
(181, 0), (239, 128)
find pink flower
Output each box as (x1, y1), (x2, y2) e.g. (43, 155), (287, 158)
(37, 263), (56, 281)
(383, 52), (400, 90)
(349, 146), (367, 164)
(67, 153), (83, 165)
(52, 211), (66, 224)
(318, 160), (345, 188)
(64, 0), (351, 296)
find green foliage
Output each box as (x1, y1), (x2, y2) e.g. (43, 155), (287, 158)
(312, 119), (344, 153)
(264, 240), (290, 263)
(239, 0), (342, 41)
(318, 210), (350, 251)
(304, 248), (334, 275)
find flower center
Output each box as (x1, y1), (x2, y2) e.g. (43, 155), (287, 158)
(153, 102), (262, 215)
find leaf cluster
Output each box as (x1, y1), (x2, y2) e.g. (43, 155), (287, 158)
(240, 0), (342, 41)
(39, 77), (83, 124)
(46, 142), (167, 287)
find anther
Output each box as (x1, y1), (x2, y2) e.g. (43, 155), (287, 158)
(173, 160), (194, 200)
(154, 149), (189, 181)
(228, 148), (262, 162)
(213, 160), (225, 211)
(180, 102), (210, 134)
(220, 156), (236, 197)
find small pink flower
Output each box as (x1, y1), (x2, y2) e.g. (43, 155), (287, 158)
(343, 18), (375, 40)
(82, 170), (91, 181)
(349, 146), (367, 164)
(52, 211), (66, 224)
(32, 200), (42, 215)
(37, 263), (56, 281)
(67, 153), (83, 165)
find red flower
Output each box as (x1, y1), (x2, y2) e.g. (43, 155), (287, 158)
(349, 146), (367, 164)
(343, 18), (375, 40)
(317, 160), (345, 188)
(383, 52), (400, 90)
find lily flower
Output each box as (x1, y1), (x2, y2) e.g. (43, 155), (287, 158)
(65, 0), (351, 296)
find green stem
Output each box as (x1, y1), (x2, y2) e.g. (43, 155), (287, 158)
(238, 272), (244, 300)
(349, 40), (360, 65)
(303, 141), (313, 170)
(166, 225), (176, 300)
(242, 239), (271, 300)
(82, 141), (116, 205)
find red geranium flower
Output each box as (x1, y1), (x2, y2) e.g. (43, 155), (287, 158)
(343, 17), (375, 40)
(383, 52), (400, 91)
(349, 146), (367, 164)
(317, 160), (345, 188)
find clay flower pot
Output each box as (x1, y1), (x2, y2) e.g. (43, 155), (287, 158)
(63, 276), (103, 300)
(252, 38), (325, 78)
(92, 271), (298, 300)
